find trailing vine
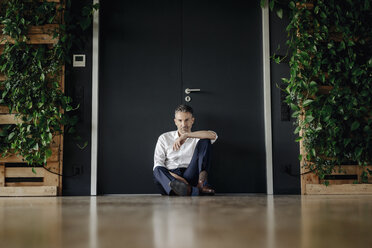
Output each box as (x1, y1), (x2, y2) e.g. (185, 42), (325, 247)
(0, 0), (98, 166)
(265, 0), (372, 183)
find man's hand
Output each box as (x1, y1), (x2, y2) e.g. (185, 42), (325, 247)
(173, 133), (188, 151)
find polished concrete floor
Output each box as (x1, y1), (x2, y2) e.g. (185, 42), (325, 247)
(0, 195), (371, 248)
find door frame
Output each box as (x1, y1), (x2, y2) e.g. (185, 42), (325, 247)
(90, 0), (273, 195)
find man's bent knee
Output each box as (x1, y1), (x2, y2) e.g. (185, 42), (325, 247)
(153, 166), (167, 179)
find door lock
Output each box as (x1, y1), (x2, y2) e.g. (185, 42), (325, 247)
(185, 96), (191, 102)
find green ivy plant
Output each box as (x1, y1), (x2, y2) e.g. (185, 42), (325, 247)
(0, 0), (98, 167)
(264, 0), (372, 183)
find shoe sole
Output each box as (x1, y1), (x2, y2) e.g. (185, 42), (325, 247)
(169, 180), (188, 196)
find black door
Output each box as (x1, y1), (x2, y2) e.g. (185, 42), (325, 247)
(98, 0), (266, 194)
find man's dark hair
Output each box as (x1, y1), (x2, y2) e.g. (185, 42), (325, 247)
(175, 104), (193, 116)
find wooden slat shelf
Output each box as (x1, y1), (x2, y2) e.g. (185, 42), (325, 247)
(0, 24), (59, 45)
(296, 3), (314, 9)
(0, 186), (57, 196)
(305, 184), (372, 195)
(0, 149), (60, 163)
(0, 34), (58, 45)
(0, 0), (60, 3)
(28, 24), (59, 34)
(0, 114), (23, 124)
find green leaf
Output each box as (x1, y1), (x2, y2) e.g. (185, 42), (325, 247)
(310, 148), (316, 157)
(314, 6), (319, 14)
(276, 9), (283, 19)
(363, 125), (370, 132)
(344, 138), (352, 146)
(309, 81), (317, 88)
(269, 0), (274, 11)
(93, 3), (100, 10)
(32, 167), (37, 175)
(292, 111), (300, 118)
(260, 0), (266, 8)
(295, 136), (302, 142)
(46, 148), (52, 158)
(290, 103), (299, 111)
(305, 115), (314, 123)
(355, 147), (363, 158)
(76, 141), (88, 150)
(79, 18), (91, 31)
(294, 126), (301, 134)
(8, 132), (15, 140)
(303, 99), (314, 107)
(364, 0), (370, 10)
(351, 121), (360, 131)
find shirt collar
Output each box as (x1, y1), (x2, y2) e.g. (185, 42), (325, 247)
(173, 130), (180, 139)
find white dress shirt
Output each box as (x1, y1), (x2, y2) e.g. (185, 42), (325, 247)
(153, 130), (218, 170)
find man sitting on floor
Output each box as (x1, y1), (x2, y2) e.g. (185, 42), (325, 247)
(153, 104), (217, 196)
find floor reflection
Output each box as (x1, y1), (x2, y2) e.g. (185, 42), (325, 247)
(266, 195), (275, 248)
(0, 195), (371, 248)
(0, 197), (62, 248)
(89, 197), (98, 248)
(152, 197), (195, 248)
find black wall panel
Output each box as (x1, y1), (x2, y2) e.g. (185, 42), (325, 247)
(270, 9), (301, 194)
(62, 0), (93, 196)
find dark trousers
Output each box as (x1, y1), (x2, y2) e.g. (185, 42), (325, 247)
(153, 139), (212, 196)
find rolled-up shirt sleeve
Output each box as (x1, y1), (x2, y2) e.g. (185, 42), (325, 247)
(154, 136), (166, 170)
(210, 130), (218, 144)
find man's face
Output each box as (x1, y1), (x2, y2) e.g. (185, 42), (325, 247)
(174, 111), (194, 135)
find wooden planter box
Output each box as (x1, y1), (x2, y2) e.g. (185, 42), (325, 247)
(300, 137), (372, 194)
(0, 133), (63, 196)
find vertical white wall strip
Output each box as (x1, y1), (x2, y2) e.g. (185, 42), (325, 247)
(262, 1), (274, 195)
(91, 0), (99, 196)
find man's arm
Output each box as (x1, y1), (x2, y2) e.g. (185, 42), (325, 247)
(154, 137), (166, 170)
(185, 131), (217, 140)
(173, 131), (217, 150)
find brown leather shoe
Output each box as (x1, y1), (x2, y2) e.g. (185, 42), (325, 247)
(197, 171), (215, 195)
(197, 180), (215, 195)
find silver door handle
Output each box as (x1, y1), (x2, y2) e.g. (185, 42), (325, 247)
(185, 88), (201, 94)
